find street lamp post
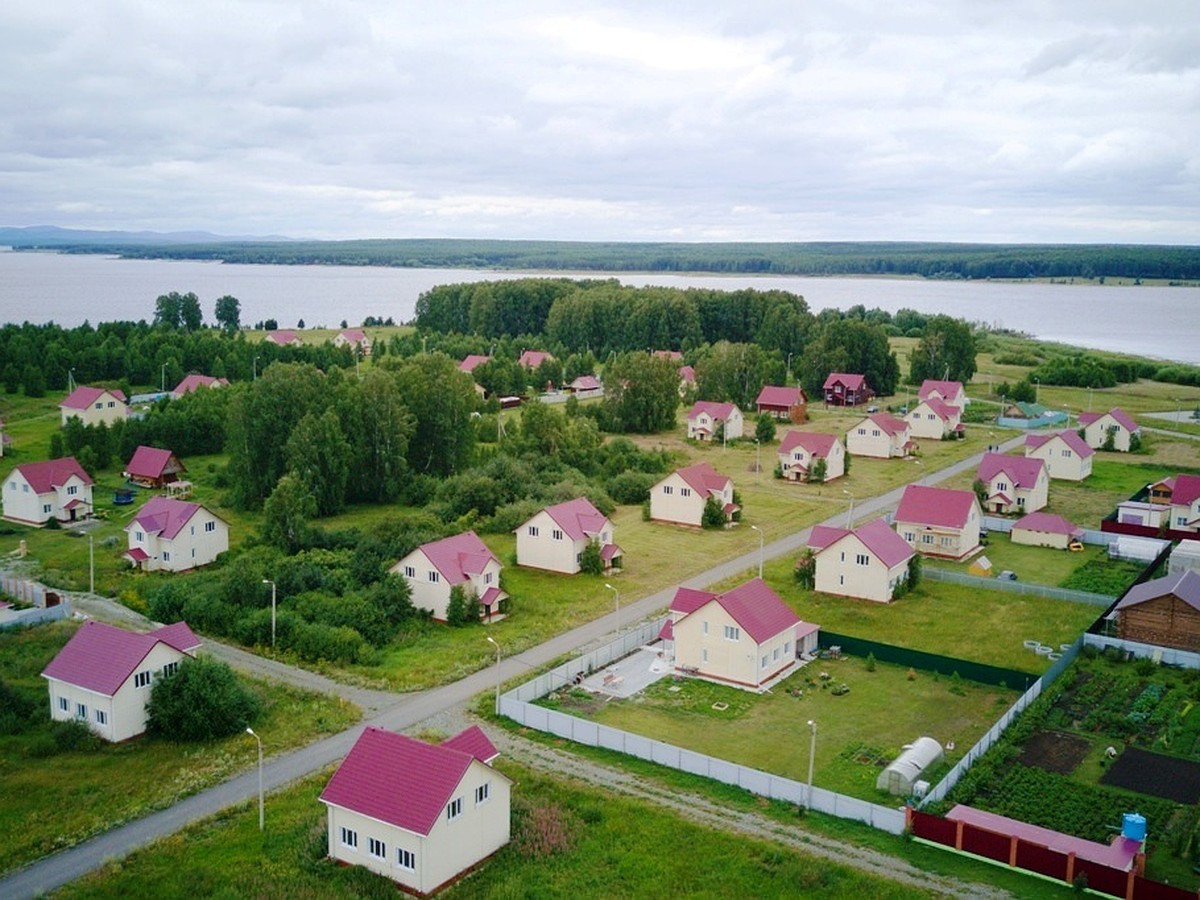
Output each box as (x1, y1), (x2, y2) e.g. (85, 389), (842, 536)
(262, 579), (276, 648)
(750, 524), (764, 579)
(160, 363), (166, 393)
(605, 582), (620, 634)
(843, 490), (855, 529)
(246, 727), (264, 830)
(88, 535), (94, 595)
(486, 636), (501, 715)
(806, 719), (818, 810)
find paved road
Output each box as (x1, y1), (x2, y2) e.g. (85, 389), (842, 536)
(1144, 425), (1200, 443)
(2, 437), (1019, 899)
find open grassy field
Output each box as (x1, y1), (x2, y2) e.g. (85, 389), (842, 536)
(936, 533), (1113, 590)
(56, 763), (938, 900)
(0, 620), (361, 875)
(548, 654), (1014, 801)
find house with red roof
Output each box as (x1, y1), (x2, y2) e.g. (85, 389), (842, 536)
(320, 725), (512, 894)
(123, 496), (229, 572)
(777, 431), (845, 482)
(390, 531), (507, 622)
(458, 354), (491, 374)
(41, 620), (201, 742)
(170, 373), (229, 399)
(661, 578), (817, 691)
(894, 484), (982, 560)
(977, 453), (1049, 515)
(1162, 474), (1200, 535)
(59, 385), (128, 428)
(333, 328), (371, 356)
(1024, 430), (1094, 481)
(653, 350), (683, 362)
(677, 364), (696, 396)
(823, 373), (873, 407)
(918, 379), (967, 409)
(1011, 512), (1084, 550)
(2, 457), (94, 525)
(264, 329), (302, 347)
(515, 497), (621, 574)
(567, 374), (602, 396)
(123, 445), (187, 489)
(755, 385), (807, 420)
(650, 462), (738, 527)
(905, 397), (962, 440)
(686, 400), (744, 441)
(518, 349), (554, 369)
(1115, 570), (1200, 652)
(1078, 407), (1140, 452)
(808, 518), (915, 602)
(846, 412), (912, 459)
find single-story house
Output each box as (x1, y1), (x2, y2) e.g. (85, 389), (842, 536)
(41, 620), (201, 742)
(976, 453), (1049, 515)
(333, 328), (372, 355)
(686, 400), (744, 441)
(515, 497), (622, 574)
(1114, 570), (1200, 652)
(458, 354), (491, 374)
(1011, 512), (1084, 550)
(390, 530), (507, 622)
(998, 401), (1068, 429)
(905, 397), (962, 440)
(846, 413), (912, 459)
(1024, 430), (1094, 481)
(755, 385), (808, 419)
(59, 385), (128, 428)
(894, 484), (982, 560)
(320, 725), (512, 896)
(823, 373), (873, 407)
(918, 379), (967, 409)
(265, 329), (302, 347)
(568, 375), (602, 395)
(124, 496), (229, 572)
(650, 462), (737, 527)
(663, 578), (818, 691)
(123, 445), (187, 489)
(777, 432), (845, 482)
(2, 457), (94, 525)
(1078, 407), (1140, 452)
(808, 518), (915, 603)
(170, 374), (229, 399)
(518, 349), (554, 369)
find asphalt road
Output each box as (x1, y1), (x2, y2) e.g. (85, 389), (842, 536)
(1, 435), (1020, 899)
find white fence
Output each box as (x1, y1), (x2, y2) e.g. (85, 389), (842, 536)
(922, 567), (1113, 605)
(0, 601), (72, 630)
(500, 619), (906, 835)
(1083, 633), (1200, 670)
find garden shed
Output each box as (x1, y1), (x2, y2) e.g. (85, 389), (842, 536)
(877, 737), (944, 796)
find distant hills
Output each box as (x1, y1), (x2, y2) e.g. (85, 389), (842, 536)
(1, 227), (1197, 281)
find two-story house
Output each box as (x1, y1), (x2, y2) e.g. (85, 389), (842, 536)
(2, 457), (94, 525)
(823, 373), (873, 407)
(515, 498), (621, 574)
(1024, 430), (1094, 481)
(777, 432), (845, 482)
(333, 328), (372, 356)
(977, 453), (1049, 515)
(170, 374), (229, 399)
(905, 397), (962, 440)
(650, 462), (737, 527)
(59, 386), (128, 428)
(1078, 407), (1140, 452)
(686, 400), (744, 441)
(918, 379), (967, 409)
(755, 385), (807, 420)
(391, 531), (507, 622)
(123, 496), (229, 572)
(808, 518), (915, 603)
(894, 484), (982, 560)
(846, 413), (912, 459)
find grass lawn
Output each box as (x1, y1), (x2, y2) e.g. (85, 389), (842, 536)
(935, 533), (1115, 591)
(549, 655), (1015, 802)
(0, 620), (361, 875)
(56, 763), (937, 900)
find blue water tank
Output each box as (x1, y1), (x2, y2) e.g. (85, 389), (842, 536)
(1122, 813), (1147, 842)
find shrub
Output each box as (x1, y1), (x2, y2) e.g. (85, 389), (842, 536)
(146, 656), (261, 741)
(606, 471), (658, 505)
(445, 585), (477, 627)
(578, 539), (604, 576)
(701, 496), (727, 529)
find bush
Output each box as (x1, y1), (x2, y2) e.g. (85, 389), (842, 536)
(606, 471), (658, 505)
(146, 656), (261, 741)
(578, 539), (604, 576)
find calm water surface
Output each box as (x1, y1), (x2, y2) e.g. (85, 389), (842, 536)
(1, 250), (1196, 364)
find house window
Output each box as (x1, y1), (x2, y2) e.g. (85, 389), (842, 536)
(680, 488), (691, 497)
(163, 661), (179, 677)
(839, 551), (845, 563)
(76, 702), (87, 720)
(921, 534), (933, 544)
(762, 654), (768, 668)
(857, 428), (866, 435)
(996, 481), (1008, 492)
(135, 530), (144, 542)
(484, 572), (493, 584)
(702, 621), (708, 635)
(340, 826), (358, 850)
(871, 429), (881, 437)
(135, 671), (152, 688)
(855, 554), (869, 566)
(552, 529), (563, 541)
(403, 565), (415, 578)
(1017, 497), (1025, 508)
(107, 401), (115, 408)
(95, 709), (108, 725)
(663, 485), (673, 495)
(1179, 516), (1189, 527)
(527, 526), (539, 537)
(428, 571), (439, 583)
(701, 648), (708, 662)
(205, 520), (216, 532)
(723, 625), (740, 641)
(396, 848), (416, 871)
(368, 837), (386, 860)
(773, 647), (781, 661)
(940, 536), (953, 547)
(162, 551), (171, 562)
(904, 532), (915, 542)
(67, 485), (77, 496)
(447, 798), (463, 821)
(43, 504), (52, 515)
(94, 402), (103, 410)
(475, 782), (490, 805)
(784, 641), (791, 656)
(58, 696), (69, 712)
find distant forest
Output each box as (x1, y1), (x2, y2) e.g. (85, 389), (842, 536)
(9, 235), (1200, 281)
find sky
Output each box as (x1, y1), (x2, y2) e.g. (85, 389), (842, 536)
(2, 1), (1197, 244)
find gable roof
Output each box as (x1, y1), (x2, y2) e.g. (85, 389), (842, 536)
(1025, 429), (1094, 458)
(125, 445), (183, 480)
(41, 620), (200, 696)
(60, 385), (126, 410)
(127, 496), (210, 540)
(9, 457), (93, 493)
(266, 330), (299, 345)
(539, 497), (610, 541)
(653, 350), (683, 361)
(978, 452), (1046, 487)
(458, 354), (491, 373)
(570, 375), (601, 391)
(918, 380), (964, 402)
(778, 431), (839, 458)
(1172, 474), (1200, 507)
(823, 372), (867, 391)
(669, 586), (717, 616)
(1012, 512), (1083, 538)
(756, 385), (806, 408)
(687, 400), (738, 422)
(674, 462), (732, 497)
(519, 349), (553, 368)
(915, 397), (960, 421)
(702, 578), (801, 643)
(320, 726), (509, 837)
(859, 412), (909, 437)
(1078, 407), (1139, 433)
(895, 484), (979, 529)
(172, 374), (229, 396)
(440, 724), (500, 764)
(338, 329), (368, 343)
(1117, 570), (1200, 613)
(809, 518), (914, 568)
(413, 531), (499, 584)
(678, 365), (696, 383)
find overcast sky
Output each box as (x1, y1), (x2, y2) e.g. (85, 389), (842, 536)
(2, 2), (1197, 244)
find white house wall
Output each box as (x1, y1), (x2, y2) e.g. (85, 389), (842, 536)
(1027, 440), (1092, 481)
(672, 602), (794, 690)
(2, 471), (93, 525)
(814, 535), (907, 603)
(61, 392), (127, 428)
(650, 472), (707, 526)
(517, 510), (589, 574)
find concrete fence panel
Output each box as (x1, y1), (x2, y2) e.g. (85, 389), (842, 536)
(624, 733), (654, 762)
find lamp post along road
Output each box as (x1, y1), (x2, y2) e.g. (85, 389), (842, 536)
(262, 579), (276, 648)
(486, 636), (501, 715)
(88, 535), (94, 595)
(246, 728), (264, 830)
(806, 719), (818, 810)
(750, 525), (764, 579)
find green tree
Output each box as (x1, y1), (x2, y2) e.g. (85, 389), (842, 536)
(336, 369), (413, 503)
(22, 364), (45, 398)
(755, 413), (776, 444)
(701, 496), (727, 529)
(179, 292), (203, 331)
(388, 353), (479, 476)
(908, 315), (977, 385)
(285, 408), (351, 516)
(262, 473), (317, 553)
(907, 552), (923, 591)
(695, 341), (782, 409)
(971, 478), (988, 507)
(809, 457), (828, 484)
(146, 656), (260, 741)
(579, 539), (604, 575)
(794, 549), (816, 589)
(445, 585), (476, 627)
(799, 319), (899, 399)
(153, 292), (183, 329)
(214, 295), (241, 333)
(601, 352), (680, 433)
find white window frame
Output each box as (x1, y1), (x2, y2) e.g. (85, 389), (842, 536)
(368, 837), (386, 860)
(447, 797), (463, 821)
(58, 696), (69, 712)
(396, 847), (416, 872)
(475, 782), (490, 805)
(723, 625), (740, 641)
(95, 709), (108, 725)
(340, 826), (358, 850)
(134, 671), (152, 688)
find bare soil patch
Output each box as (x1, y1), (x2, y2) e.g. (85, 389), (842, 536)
(1018, 730), (1090, 776)
(1101, 747), (1200, 804)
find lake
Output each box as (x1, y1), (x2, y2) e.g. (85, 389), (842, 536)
(1, 250), (1197, 364)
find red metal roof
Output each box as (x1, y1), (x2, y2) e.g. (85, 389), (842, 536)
(125, 445), (181, 480)
(678, 365), (696, 383)
(10, 457), (93, 493)
(978, 452), (1045, 488)
(823, 372), (866, 391)
(339, 329), (368, 343)
(60, 386), (127, 410)
(538, 497), (610, 542)
(1024, 429), (1094, 458)
(894, 484), (979, 529)
(518, 350), (553, 368)
(127, 496), (206, 540)
(1170, 474), (1200, 507)
(478, 586), (505, 608)
(710, 578), (802, 644)
(441, 724), (500, 764)
(916, 397), (960, 421)
(266, 330), (299, 345)
(756, 385), (806, 408)
(675, 462), (732, 497)
(124, 547), (150, 562)
(570, 375), (602, 391)
(779, 431), (839, 458)
(687, 400), (738, 422)
(863, 412), (909, 437)
(172, 374), (228, 395)
(669, 587), (716, 616)
(458, 354), (490, 373)
(810, 518), (914, 569)
(413, 531), (499, 585)
(917, 380), (964, 403)
(599, 543), (623, 561)
(1012, 512), (1082, 537)
(1078, 407), (1139, 433)
(41, 620), (200, 696)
